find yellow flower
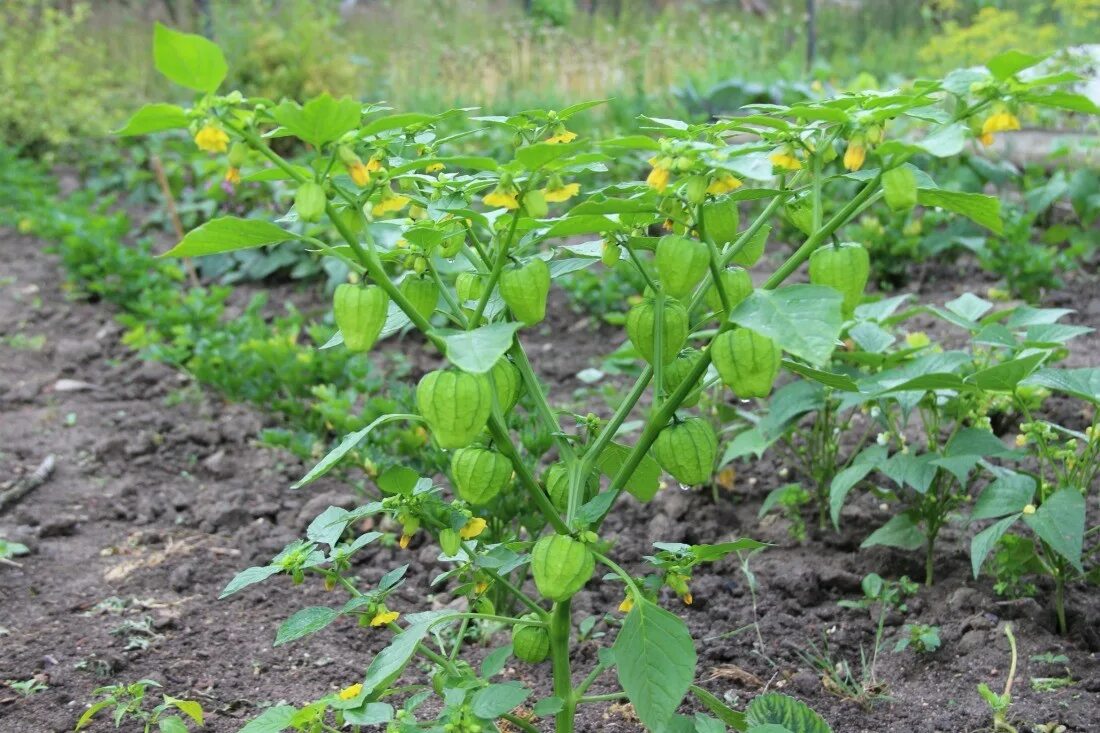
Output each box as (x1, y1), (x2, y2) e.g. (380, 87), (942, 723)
(546, 128), (577, 144)
(348, 157), (382, 187)
(372, 192), (411, 217)
(618, 594), (634, 613)
(646, 159), (671, 192)
(770, 150), (802, 171)
(475, 580), (489, 595)
(194, 124), (229, 153)
(981, 111), (1021, 136)
(1022, 504), (1036, 515)
(1015, 434), (1028, 447)
(484, 189), (520, 210)
(843, 143), (866, 172)
(706, 173), (742, 195)
(543, 182), (580, 203)
(979, 132), (995, 147)
(337, 683), (363, 700)
(460, 517), (487, 539)
(399, 533), (412, 549)
(370, 609), (400, 627)
(426, 162), (445, 173)
(683, 592), (693, 606)
(661, 219), (673, 231)
(224, 167), (241, 185)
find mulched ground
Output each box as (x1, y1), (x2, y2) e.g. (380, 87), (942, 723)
(2, 226), (1098, 733)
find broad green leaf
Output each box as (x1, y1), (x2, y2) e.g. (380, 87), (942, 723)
(987, 50), (1044, 80)
(880, 123), (966, 158)
(292, 414), (420, 488)
(275, 606), (340, 646)
(533, 697), (565, 717)
(480, 645), (513, 679)
(829, 445), (887, 527)
(614, 600), (697, 731)
(1025, 91), (1100, 115)
(343, 703), (395, 725)
(516, 142), (585, 171)
(781, 360), (860, 392)
(470, 683), (530, 719)
(596, 441), (662, 501)
(153, 23), (227, 92)
(1022, 368), (1100, 405)
(861, 513), (925, 551)
(972, 473), (1035, 521)
(1023, 489), (1085, 572)
(690, 685), (747, 731)
(434, 323), (522, 374)
(946, 292), (994, 322)
(971, 514), (1021, 578)
(239, 706), (298, 733)
(689, 539), (767, 562)
(745, 692), (832, 733)
(720, 428), (774, 465)
(966, 352), (1046, 391)
(882, 452), (937, 493)
(363, 612), (449, 695)
(158, 716), (189, 733)
(728, 285), (843, 366)
(944, 427), (1014, 459)
(243, 165), (314, 182)
(918, 189), (1002, 234)
(220, 565), (281, 599)
(116, 104), (189, 136)
(271, 94), (361, 148)
(377, 466), (421, 495)
(164, 697), (204, 726)
(545, 214), (623, 236)
(306, 506), (351, 548)
(163, 217), (294, 258)
(361, 113), (436, 136)
(849, 321), (895, 353)
(1024, 323), (1093, 346)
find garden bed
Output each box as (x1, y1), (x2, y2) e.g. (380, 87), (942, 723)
(2, 226), (1099, 733)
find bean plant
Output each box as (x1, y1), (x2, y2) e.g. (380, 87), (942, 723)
(124, 26), (1094, 733)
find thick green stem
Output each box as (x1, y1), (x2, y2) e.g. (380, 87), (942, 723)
(550, 601), (575, 733)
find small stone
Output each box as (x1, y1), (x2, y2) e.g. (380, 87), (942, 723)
(169, 563), (194, 593)
(201, 449), (235, 479)
(38, 516), (79, 538)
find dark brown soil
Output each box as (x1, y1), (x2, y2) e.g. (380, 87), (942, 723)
(2, 229), (1099, 733)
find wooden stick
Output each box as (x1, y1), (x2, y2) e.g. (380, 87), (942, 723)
(150, 152), (200, 287)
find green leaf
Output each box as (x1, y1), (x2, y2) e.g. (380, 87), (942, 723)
(158, 716), (189, 733)
(745, 692), (832, 733)
(470, 682), (530, 719)
(944, 427), (1014, 459)
(434, 323), (522, 374)
(363, 612), (450, 695)
(115, 104), (190, 136)
(152, 23), (227, 93)
(275, 606), (340, 646)
(164, 697), (204, 726)
(946, 292), (994, 322)
(972, 473), (1036, 521)
(163, 217), (294, 258)
(75, 701), (113, 731)
(917, 189), (1002, 234)
(306, 506), (351, 548)
(829, 445), (887, 527)
(343, 703), (395, 725)
(690, 685), (747, 731)
(239, 705), (298, 733)
(596, 442), (662, 501)
(361, 113), (437, 137)
(728, 285), (843, 366)
(614, 600), (697, 731)
(292, 414), (419, 489)
(987, 50), (1044, 80)
(533, 697), (565, 717)
(881, 452), (938, 493)
(1024, 489), (1085, 572)
(271, 94), (362, 148)
(1025, 91), (1100, 115)
(1022, 368), (1100, 405)
(861, 513), (926, 551)
(781, 360), (860, 392)
(971, 514), (1021, 578)
(545, 214), (624, 236)
(965, 352), (1047, 391)
(220, 565), (281, 599)
(516, 142), (585, 171)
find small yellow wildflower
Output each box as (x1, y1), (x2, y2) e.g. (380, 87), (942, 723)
(484, 189), (520, 210)
(1022, 504), (1036, 515)
(546, 127), (577, 144)
(981, 111), (1021, 138)
(770, 149), (802, 171)
(646, 157), (671, 192)
(370, 609), (400, 627)
(425, 162), (445, 173)
(1015, 434), (1028, 447)
(683, 592), (693, 606)
(224, 167), (241, 185)
(843, 142), (866, 172)
(460, 517), (487, 539)
(348, 157), (382, 187)
(475, 580), (489, 595)
(980, 132), (995, 147)
(543, 182), (580, 203)
(706, 173), (742, 195)
(905, 331), (931, 348)
(372, 192), (411, 217)
(661, 219), (673, 231)
(337, 683), (363, 700)
(194, 124), (229, 153)
(618, 594), (635, 613)
(399, 533), (412, 549)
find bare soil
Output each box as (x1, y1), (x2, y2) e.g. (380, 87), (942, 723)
(2, 229), (1099, 733)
